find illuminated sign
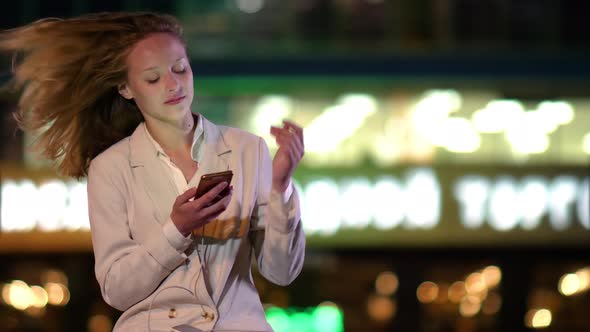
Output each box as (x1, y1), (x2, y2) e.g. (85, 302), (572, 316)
(301, 169), (441, 235)
(1, 167), (588, 247)
(299, 169), (589, 235)
(1, 179), (89, 232)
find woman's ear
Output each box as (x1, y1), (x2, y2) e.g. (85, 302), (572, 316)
(118, 84), (133, 100)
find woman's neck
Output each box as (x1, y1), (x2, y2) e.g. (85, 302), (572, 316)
(145, 112), (196, 157)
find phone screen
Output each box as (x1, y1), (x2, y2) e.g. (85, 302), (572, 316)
(194, 170), (233, 202)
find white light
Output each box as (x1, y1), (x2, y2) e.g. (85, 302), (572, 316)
(404, 169), (440, 229)
(1, 180), (91, 232)
(505, 129), (549, 154)
(472, 100), (524, 133)
(488, 177), (519, 231)
(522, 110), (559, 134)
(306, 94), (377, 153)
(251, 96), (292, 133)
(340, 179), (373, 229)
(559, 273), (580, 296)
(454, 176), (489, 229)
(536, 101), (574, 125)
(529, 309), (552, 328)
(518, 177), (548, 230)
(36, 180), (68, 232)
(8, 281), (32, 311)
(583, 133), (590, 154)
(303, 179), (341, 236)
(578, 178), (589, 229)
(1, 180), (37, 231)
(433, 117), (480, 153)
(372, 134), (399, 166)
(30, 286), (48, 308)
(236, 0), (264, 13)
(576, 267), (590, 291)
(549, 176), (577, 231)
(414, 90), (462, 116)
(502, 106), (552, 154)
(63, 181), (90, 231)
(412, 90), (462, 140)
(251, 95), (292, 150)
(372, 177), (405, 230)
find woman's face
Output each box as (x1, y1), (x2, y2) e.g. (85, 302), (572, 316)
(119, 33), (194, 128)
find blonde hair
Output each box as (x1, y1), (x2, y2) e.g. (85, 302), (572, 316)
(0, 12), (185, 178)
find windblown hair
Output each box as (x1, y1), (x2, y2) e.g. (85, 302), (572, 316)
(0, 12), (185, 178)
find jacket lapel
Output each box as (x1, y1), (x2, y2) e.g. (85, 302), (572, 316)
(127, 116), (233, 225)
(196, 115), (232, 177)
(128, 123), (179, 224)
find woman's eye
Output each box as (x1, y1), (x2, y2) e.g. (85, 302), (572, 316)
(173, 66), (186, 73)
(147, 78), (159, 84)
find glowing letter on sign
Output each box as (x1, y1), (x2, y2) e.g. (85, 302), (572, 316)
(488, 177), (520, 231)
(404, 169), (440, 229)
(454, 176), (489, 229)
(549, 176), (578, 231)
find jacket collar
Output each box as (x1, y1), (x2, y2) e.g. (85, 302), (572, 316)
(129, 114), (231, 169)
(128, 114), (233, 225)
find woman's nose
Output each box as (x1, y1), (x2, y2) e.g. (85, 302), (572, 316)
(165, 74), (180, 92)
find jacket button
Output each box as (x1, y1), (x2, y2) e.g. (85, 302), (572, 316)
(168, 308), (177, 318)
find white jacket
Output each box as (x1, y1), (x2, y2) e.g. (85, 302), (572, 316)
(87, 116), (305, 331)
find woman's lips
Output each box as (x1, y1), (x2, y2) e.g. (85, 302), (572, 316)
(164, 96), (185, 105)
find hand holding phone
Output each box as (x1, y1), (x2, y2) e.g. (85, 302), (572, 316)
(170, 170), (234, 237)
(194, 170), (233, 204)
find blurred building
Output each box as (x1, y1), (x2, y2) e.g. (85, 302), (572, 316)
(0, 1), (589, 332)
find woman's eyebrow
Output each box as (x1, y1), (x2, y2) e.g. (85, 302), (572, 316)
(142, 58), (185, 72)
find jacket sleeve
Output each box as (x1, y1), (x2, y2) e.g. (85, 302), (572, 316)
(87, 157), (187, 311)
(249, 137), (306, 286)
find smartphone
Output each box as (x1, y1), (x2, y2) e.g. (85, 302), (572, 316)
(194, 170), (233, 203)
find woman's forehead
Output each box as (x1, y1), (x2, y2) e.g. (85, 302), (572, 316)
(127, 33), (186, 71)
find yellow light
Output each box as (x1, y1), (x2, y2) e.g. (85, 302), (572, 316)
(558, 274), (580, 296)
(8, 280), (32, 311)
(465, 273), (487, 294)
(525, 309), (552, 329)
(417, 281), (439, 303)
(375, 271), (399, 296)
(367, 295), (397, 322)
(30, 286), (48, 308)
(482, 266), (502, 288)
(448, 281), (466, 304)
(575, 267), (590, 291)
(2, 283), (10, 305)
(45, 282), (70, 306)
(459, 295), (481, 317)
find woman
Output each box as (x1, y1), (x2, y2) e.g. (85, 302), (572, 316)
(0, 12), (305, 331)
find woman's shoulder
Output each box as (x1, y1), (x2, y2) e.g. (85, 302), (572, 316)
(90, 136), (131, 170)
